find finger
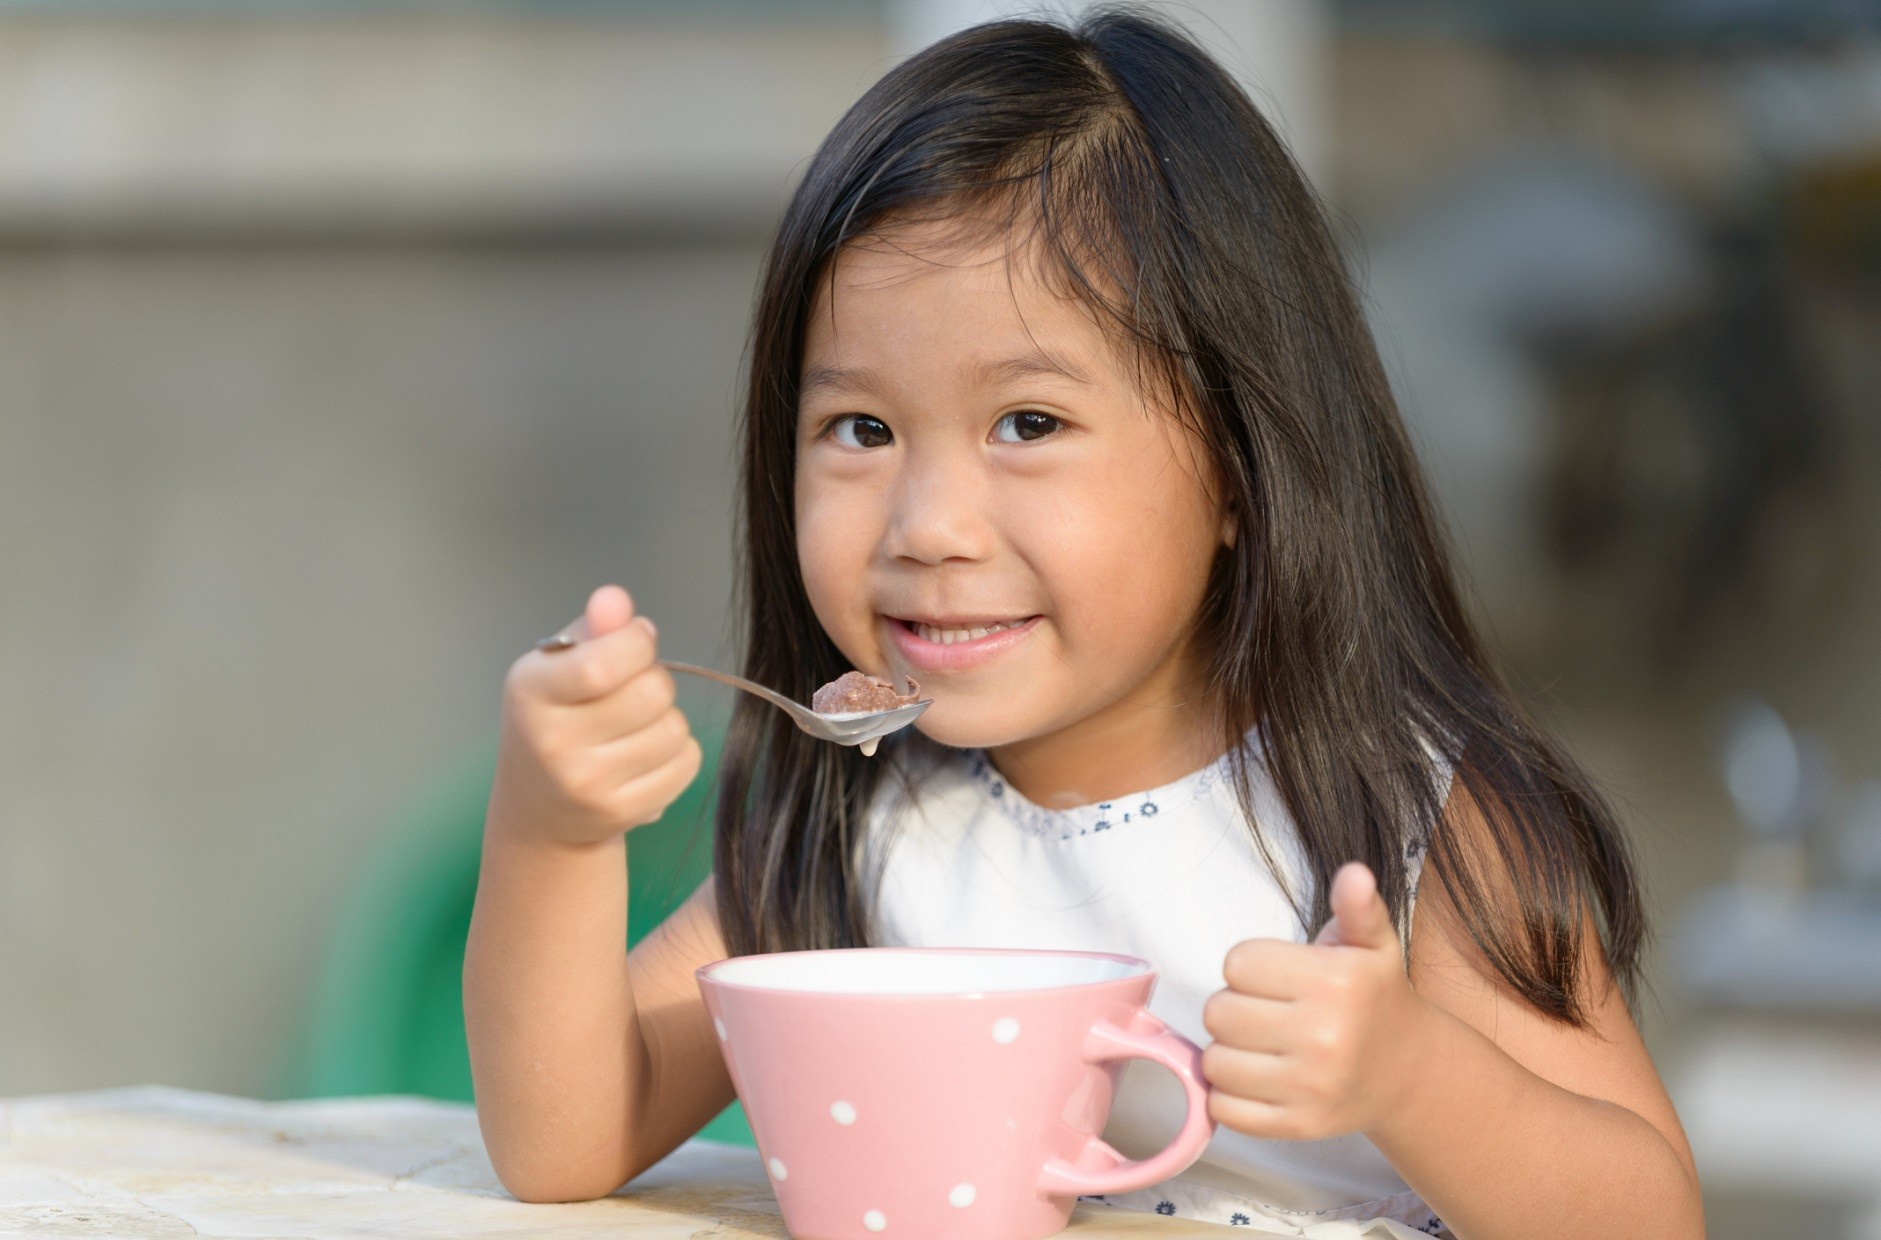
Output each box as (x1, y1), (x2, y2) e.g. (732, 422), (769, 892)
(531, 616), (659, 706)
(539, 585), (635, 647)
(613, 735), (705, 827)
(1200, 1042), (1291, 1103)
(1222, 938), (1326, 1000)
(1201, 988), (1297, 1052)
(584, 584), (636, 640)
(535, 585), (636, 651)
(1316, 862), (1396, 951)
(590, 705), (692, 775)
(578, 662), (680, 742)
(1206, 1089), (1298, 1141)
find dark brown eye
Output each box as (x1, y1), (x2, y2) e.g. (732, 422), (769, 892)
(833, 415), (893, 449)
(995, 411), (1062, 442)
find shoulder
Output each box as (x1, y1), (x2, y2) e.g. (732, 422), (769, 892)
(1405, 771), (1609, 1038)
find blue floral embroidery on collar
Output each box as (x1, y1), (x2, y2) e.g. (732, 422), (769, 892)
(965, 748), (1243, 843)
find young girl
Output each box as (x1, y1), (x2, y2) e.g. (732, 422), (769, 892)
(463, 10), (1701, 1238)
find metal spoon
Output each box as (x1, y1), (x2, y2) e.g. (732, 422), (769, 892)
(662, 662), (930, 756)
(532, 636), (930, 755)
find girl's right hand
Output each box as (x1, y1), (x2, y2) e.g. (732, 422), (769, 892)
(489, 584), (704, 849)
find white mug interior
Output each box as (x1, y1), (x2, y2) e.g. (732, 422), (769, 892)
(705, 948), (1147, 996)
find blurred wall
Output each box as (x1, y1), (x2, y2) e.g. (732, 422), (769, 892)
(0, 10), (890, 1098)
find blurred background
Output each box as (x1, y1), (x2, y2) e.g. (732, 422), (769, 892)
(1, 0), (1878, 1235)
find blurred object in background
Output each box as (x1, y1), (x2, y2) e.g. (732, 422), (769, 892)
(1672, 703), (1881, 1239)
(1720, 694), (1820, 888)
(1833, 778), (1881, 892)
(1351, 24), (1881, 692)
(1677, 696), (1881, 1011)
(1534, 158), (1876, 683)
(1360, 149), (1712, 630)
(1330, 7), (1881, 1237)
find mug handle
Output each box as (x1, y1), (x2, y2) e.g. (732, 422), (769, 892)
(1034, 1010), (1217, 1199)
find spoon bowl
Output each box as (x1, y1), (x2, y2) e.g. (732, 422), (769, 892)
(658, 661), (931, 753)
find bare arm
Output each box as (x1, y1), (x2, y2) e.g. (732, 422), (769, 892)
(1202, 784), (1700, 1240)
(1374, 785), (1702, 1239)
(462, 586), (733, 1202)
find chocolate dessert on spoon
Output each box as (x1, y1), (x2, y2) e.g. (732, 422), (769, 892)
(809, 671), (923, 756)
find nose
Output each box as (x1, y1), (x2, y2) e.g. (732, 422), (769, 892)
(881, 443), (994, 566)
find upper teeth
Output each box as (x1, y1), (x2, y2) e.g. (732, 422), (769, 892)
(915, 620), (1019, 645)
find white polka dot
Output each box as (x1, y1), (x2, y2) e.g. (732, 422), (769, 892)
(767, 1157), (787, 1181)
(863, 1209), (887, 1231)
(949, 1183), (976, 1208)
(714, 1018), (728, 1041)
(992, 1017), (1020, 1044)
(831, 1100), (857, 1125)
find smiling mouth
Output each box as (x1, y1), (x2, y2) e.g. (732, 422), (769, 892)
(898, 617), (1038, 646)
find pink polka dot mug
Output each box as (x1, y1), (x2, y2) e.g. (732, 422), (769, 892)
(696, 947), (1215, 1240)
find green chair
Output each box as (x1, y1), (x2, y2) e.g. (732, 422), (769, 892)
(288, 727), (753, 1146)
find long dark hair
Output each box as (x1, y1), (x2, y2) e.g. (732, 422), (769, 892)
(713, 6), (1642, 1024)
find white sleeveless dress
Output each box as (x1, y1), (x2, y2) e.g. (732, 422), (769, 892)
(860, 736), (1455, 1239)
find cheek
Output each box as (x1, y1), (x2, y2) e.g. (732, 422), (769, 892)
(795, 478), (879, 639)
(1016, 461), (1220, 652)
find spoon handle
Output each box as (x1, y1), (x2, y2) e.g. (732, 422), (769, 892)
(659, 660), (811, 720)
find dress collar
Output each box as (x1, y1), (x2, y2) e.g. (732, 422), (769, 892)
(963, 740), (1255, 843)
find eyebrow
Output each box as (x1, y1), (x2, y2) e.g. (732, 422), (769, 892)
(797, 363), (879, 401)
(978, 349), (1093, 388)
(798, 349), (1092, 400)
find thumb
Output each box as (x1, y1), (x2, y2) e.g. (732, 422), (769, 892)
(1315, 863), (1397, 951)
(578, 584), (636, 640)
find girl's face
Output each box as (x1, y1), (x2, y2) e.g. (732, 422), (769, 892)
(795, 218), (1229, 755)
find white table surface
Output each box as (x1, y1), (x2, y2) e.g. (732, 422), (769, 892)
(0, 1086), (1366, 1239)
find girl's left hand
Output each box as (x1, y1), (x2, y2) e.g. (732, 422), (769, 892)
(1200, 862), (1436, 1142)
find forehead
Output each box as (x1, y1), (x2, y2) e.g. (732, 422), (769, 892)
(803, 215), (1115, 369)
